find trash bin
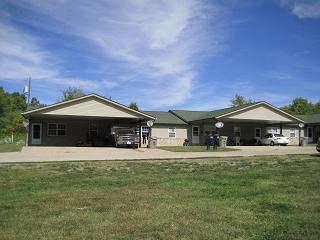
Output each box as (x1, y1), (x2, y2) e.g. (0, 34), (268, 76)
(299, 137), (308, 147)
(148, 136), (157, 149)
(219, 136), (228, 148)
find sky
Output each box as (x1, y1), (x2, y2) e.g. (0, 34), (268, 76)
(0, 0), (319, 111)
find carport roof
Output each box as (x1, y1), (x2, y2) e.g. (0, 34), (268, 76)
(142, 111), (187, 125)
(296, 113), (320, 124)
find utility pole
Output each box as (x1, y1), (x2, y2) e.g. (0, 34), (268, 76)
(23, 77), (31, 105)
(23, 77), (31, 147)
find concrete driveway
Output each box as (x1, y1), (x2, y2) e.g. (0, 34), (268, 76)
(0, 146), (318, 163)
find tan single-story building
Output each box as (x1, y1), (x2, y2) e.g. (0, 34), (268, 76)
(297, 113), (320, 143)
(23, 94), (155, 147)
(23, 94), (308, 147)
(144, 102), (305, 146)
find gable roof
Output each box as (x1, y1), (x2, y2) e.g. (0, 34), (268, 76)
(296, 113), (320, 124)
(22, 93), (155, 120)
(171, 102), (304, 123)
(142, 111), (187, 125)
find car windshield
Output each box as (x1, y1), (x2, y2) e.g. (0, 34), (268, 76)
(117, 130), (134, 135)
(274, 134), (284, 137)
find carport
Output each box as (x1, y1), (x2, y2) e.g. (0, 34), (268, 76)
(187, 102), (305, 146)
(22, 94), (155, 147)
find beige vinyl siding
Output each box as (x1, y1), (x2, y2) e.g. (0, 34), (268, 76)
(282, 127), (303, 145)
(226, 105), (293, 122)
(151, 125), (188, 146)
(40, 98), (140, 119)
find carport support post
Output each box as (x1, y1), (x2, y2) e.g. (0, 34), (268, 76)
(299, 127), (301, 146)
(139, 121), (142, 148)
(280, 122), (283, 134)
(25, 124), (29, 147)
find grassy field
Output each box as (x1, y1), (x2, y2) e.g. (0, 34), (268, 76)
(158, 145), (239, 152)
(0, 155), (320, 239)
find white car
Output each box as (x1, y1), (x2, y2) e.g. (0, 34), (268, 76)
(259, 133), (290, 146)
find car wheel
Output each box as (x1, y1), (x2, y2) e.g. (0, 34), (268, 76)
(270, 141), (274, 146)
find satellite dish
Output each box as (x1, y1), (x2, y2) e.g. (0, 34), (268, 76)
(23, 119), (29, 128)
(147, 120), (154, 127)
(298, 123), (304, 128)
(215, 121), (224, 129)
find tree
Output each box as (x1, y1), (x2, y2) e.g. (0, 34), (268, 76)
(231, 94), (255, 107)
(128, 102), (139, 111)
(27, 97), (46, 110)
(0, 87), (26, 136)
(313, 101), (320, 114)
(281, 97), (313, 115)
(2, 112), (24, 142)
(61, 87), (85, 101)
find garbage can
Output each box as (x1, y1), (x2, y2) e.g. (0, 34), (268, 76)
(219, 136), (228, 148)
(148, 136), (157, 149)
(299, 137), (308, 147)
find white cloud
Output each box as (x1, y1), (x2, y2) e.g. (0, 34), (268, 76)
(292, 1), (320, 18)
(2, 0), (226, 107)
(0, 18), (113, 95)
(280, 0), (320, 19)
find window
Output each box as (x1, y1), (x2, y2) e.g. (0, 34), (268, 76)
(289, 128), (296, 138)
(142, 126), (149, 136)
(234, 126), (241, 137)
(48, 123), (66, 136)
(192, 126), (199, 136)
(267, 127), (280, 134)
(89, 123), (98, 137)
(168, 128), (176, 138)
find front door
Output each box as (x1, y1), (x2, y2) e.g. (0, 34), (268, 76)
(307, 127), (313, 143)
(192, 125), (200, 144)
(254, 128), (261, 140)
(31, 123), (42, 145)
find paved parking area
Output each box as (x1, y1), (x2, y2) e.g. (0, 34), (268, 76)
(0, 146), (318, 163)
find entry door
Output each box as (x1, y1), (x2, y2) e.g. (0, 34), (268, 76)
(192, 125), (200, 144)
(307, 127), (313, 143)
(31, 123), (42, 145)
(254, 128), (261, 140)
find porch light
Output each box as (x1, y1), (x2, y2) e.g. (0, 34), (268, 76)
(215, 121), (224, 129)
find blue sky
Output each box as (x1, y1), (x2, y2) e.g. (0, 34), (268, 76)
(0, 0), (319, 110)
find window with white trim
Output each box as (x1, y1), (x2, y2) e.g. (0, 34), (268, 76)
(142, 126), (149, 136)
(89, 123), (98, 137)
(267, 127), (280, 134)
(48, 123), (66, 136)
(168, 127), (176, 138)
(289, 128), (296, 138)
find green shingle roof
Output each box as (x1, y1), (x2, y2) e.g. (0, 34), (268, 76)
(142, 111), (187, 125)
(296, 114), (320, 124)
(168, 110), (211, 122)
(170, 102), (259, 122)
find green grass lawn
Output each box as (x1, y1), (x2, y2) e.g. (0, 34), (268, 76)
(0, 155), (320, 239)
(0, 143), (23, 152)
(158, 145), (239, 152)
